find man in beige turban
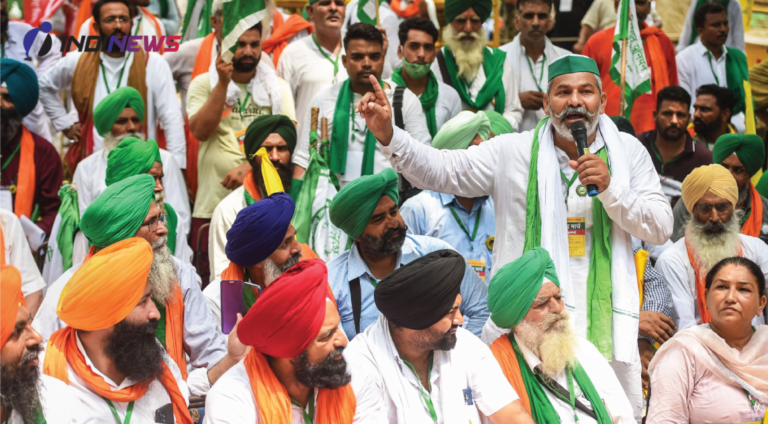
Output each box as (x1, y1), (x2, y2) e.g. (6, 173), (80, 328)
(656, 164), (768, 332)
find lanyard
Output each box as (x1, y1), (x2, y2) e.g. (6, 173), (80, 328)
(312, 34), (340, 77)
(560, 170), (579, 194)
(100, 16), (141, 95)
(2, 142), (21, 171)
(290, 395), (316, 424)
(706, 50), (721, 86)
(240, 92), (252, 116)
(448, 205), (482, 250)
(103, 399), (134, 424)
(525, 53), (546, 92)
(566, 369), (579, 422)
(401, 354), (437, 422)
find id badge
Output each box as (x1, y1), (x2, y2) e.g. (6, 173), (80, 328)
(467, 259), (486, 280)
(568, 217), (586, 257)
(0, 186), (12, 212)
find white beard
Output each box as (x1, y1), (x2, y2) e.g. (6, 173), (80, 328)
(102, 131), (145, 155)
(685, 211), (743, 271)
(513, 310), (578, 379)
(548, 104), (599, 143)
(149, 238), (177, 304)
(443, 25), (487, 82)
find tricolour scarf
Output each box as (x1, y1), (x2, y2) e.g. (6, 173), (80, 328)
(262, 11), (313, 68)
(442, 46), (506, 113)
(490, 334), (612, 423)
(742, 182), (764, 237)
(391, 68), (439, 137)
(390, 0), (421, 18)
(330, 79), (381, 176)
(13, 126), (36, 220)
(43, 326), (193, 424)
(685, 236), (743, 324)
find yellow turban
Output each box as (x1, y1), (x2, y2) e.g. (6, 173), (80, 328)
(681, 164), (739, 213)
(57, 238), (153, 331)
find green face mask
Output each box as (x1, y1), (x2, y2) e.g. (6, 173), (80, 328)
(403, 58), (431, 80)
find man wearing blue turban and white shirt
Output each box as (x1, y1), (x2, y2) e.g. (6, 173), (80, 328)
(354, 54), (674, 420)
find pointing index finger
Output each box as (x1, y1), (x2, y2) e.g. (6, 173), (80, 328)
(369, 74), (385, 100)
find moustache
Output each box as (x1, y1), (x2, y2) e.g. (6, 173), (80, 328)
(382, 225), (407, 241)
(703, 221), (726, 233)
(553, 105), (597, 119)
(21, 344), (42, 366)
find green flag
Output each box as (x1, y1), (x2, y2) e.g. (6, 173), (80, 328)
(221, 0), (268, 62)
(610, 0), (651, 119)
(357, 0), (377, 26)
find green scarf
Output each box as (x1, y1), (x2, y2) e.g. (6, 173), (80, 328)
(443, 46), (506, 113)
(523, 117), (614, 359)
(165, 202), (178, 256)
(330, 79), (382, 176)
(56, 184), (80, 272)
(391, 68), (439, 138)
(688, 0), (730, 45)
(153, 299), (167, 347)
(724, 47), (750, 116)
(509, 335), (612, 423)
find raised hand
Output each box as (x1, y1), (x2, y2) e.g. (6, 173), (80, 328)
(354, 75), (394, 145)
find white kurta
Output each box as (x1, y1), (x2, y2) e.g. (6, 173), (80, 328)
(656, 234), (768, 331)
(38, 335), (189, 424)
(38, 50), (187, 168)
(0, 209), (46, 296)
(345, 315), (519, 423)
(676, 0), (745, 53)
(431, 46), (524, 131)
(430, 79), (463, 131)
(277, 36), (349, 155)
(208, 186), (246, 282)
(6, 375), (86, 424)
(676, 40), (746, 134)
(294, 81), (431, 185)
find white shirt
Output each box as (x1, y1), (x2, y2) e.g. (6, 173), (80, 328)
(39, 51), (187, 168)
(430, 79), (463, 131)
(208, 186), (246, 282)
(38, 334), (189, 424)
(431, 46), (524, 131)
(656, 234), (768, 331)
(345, 315), (518, 423)
(294, 80), (431, 185)
(676, 40), (746, 134)
(277, 35), (348, 155)
(0, 209), (45, 296)
(343, 0), (402, 71)
(6, 375), (86, 424)
(676, 0), (745, 53)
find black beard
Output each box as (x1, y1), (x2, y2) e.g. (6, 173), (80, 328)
(1, 344), (43, 423)
(252, 160), (294, 196)
(292, 347), (351, 389)
(102, 30), (126, 52)
(232, 55), (259, 72)
(1, 106), (22, 146)
(412, 325), (458, 351)
(359, 224), (408, 256)
(693, 117), (719, 137)
(281, 252), (301, 272)
(104, 320), (164, 384)
(657, 124), (686, 142)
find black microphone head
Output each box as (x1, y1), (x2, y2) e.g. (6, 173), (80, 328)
(570, 120), (587, 138)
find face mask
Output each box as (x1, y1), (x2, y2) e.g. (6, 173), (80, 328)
(403, 58), (431, 80)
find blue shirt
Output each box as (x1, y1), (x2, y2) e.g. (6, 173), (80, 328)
(328, 234), (490, 340)
(401, 191), (496, 280)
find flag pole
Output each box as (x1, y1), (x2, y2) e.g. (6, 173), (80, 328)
(375, 0), (380, 26)
(618, 35), (628, 115)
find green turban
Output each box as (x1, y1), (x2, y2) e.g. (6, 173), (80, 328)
(243, 114), (297, 159)
(488, 247), (561, 329)
(432, 111), (491, 150)
(0, 58), (38, 118)
(483, 110), (514, 136)
(330, 168), (399, 240)
(712, 134), (766, 177)
(93, 87), (145, 137)
(548, 54), (600, 82)
(106, 137), (162, 186)
(80, 174), (156, 248)
(445, 0), (492, 22)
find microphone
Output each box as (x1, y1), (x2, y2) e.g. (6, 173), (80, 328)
(570, 120), (599, 197)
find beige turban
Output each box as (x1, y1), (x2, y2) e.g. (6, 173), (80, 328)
(681, 164), (739, 213)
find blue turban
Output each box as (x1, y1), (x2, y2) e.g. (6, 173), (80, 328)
(226, 192), (295, 266)
(0, 59), (39, 117)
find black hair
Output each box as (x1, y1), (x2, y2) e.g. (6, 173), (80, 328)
(696, 84), (735, 113)
(343, 22), (384, 51)
(694, 3), (727, 30)
(249, 21), (263, 35)
(93, 0), (133, 24)
(705, 257), (766, 297)
(517, 0), (554, 12)
(656, 85), (692, 111)
(398, 17), (438, 46)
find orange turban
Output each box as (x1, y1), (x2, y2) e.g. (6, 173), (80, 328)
(1, 264), (26, 347)
(57, 238), (153, 331)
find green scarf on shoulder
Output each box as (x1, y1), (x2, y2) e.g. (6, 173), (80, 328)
(56, 184), (80, 272)
(164, 202), (178, 255)
(523, 117), (614, 359)
(330, 79), (383, 176)
(391, 68), (439, 138)
(443, 46), (506, 113)
(724, 47), (750, 116)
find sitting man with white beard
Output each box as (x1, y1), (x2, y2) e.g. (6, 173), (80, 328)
(486, 248), (636, 423)
(432, 0), (523, 130)
(657, 164), (768, 331)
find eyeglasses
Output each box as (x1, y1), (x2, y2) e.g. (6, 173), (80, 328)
(453, 16), (483, 26)
(694, 202), (732, 214)
(144, 214), (166, 233)
(102, 16), (131, 24)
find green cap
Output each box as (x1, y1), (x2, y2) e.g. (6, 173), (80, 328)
(548, 54), (600, 82)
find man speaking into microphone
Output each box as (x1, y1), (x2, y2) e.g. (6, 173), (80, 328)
(355, 54), (672, 422)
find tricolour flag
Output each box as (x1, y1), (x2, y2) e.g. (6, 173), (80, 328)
(221, 0), (268, 62)
(357, 0), (377, 26)
(610, 0), (651, 119)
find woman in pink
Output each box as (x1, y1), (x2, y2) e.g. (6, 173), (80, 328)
(647, 256), (768, 423)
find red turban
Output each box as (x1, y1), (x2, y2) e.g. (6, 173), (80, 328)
(239, 259), (332, 358)
(1, 264), (26, 347)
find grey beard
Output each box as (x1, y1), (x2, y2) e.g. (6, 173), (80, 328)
(685, 210), (744, 271)
(261, 252), (301, 286)
(0, 345), (42, 423)
(548, 105), (599, 142)
(149, 237), (177, 304)
(738, 183), (749, 207)
(103, 131), (145, 154)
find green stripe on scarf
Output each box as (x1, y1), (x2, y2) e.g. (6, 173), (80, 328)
(524, 117), (614, 360)
(391, 68), (439, 138)
(165, 202), (178, 256)
(443, 46), (506, 114)
(154, 299), (167, 347)
(56, 184), (80, 272)
(509, 335), (612, 423)
(330, 79), (382, 176)
(688, 0), (730, 45)
(725, 47), (750, 116)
